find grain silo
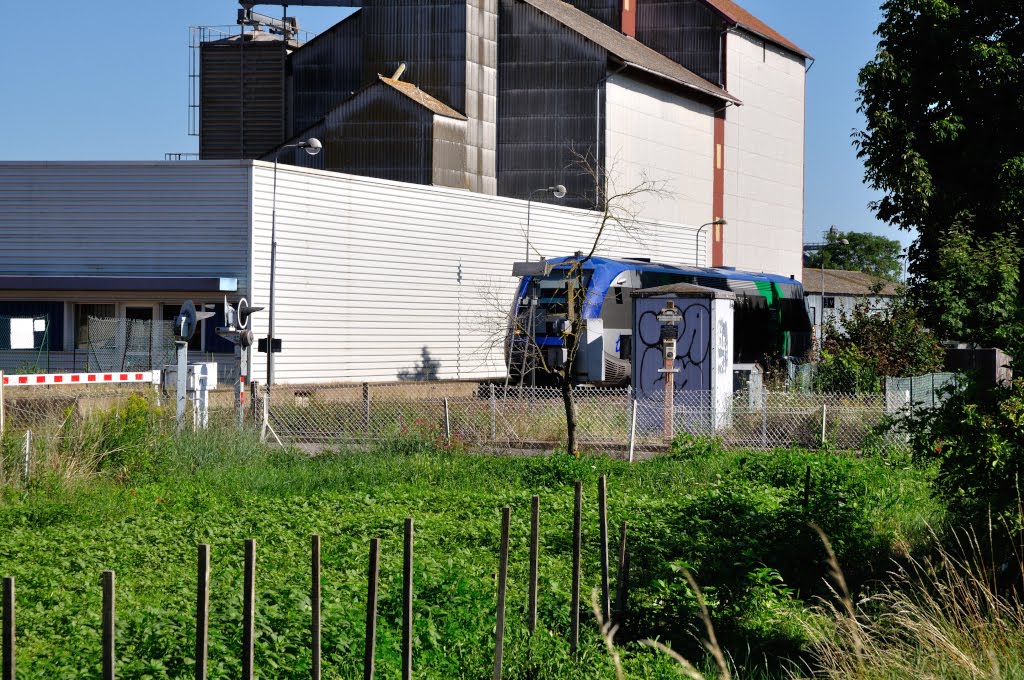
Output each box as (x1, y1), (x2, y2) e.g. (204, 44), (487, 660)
(199, 31), (289, 159)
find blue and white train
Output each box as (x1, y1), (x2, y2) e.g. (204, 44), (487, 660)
(506, 255), (812, 386)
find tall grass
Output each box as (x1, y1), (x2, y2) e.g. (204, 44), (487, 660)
(802, 523), (1024, 679)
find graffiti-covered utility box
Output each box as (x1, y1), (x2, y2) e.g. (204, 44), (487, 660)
(631, 284), (735, 431)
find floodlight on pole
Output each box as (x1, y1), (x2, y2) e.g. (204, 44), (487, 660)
(525, 185), (567, 262)
(266, 137), (322, 390)
(694, 218), (727, 266)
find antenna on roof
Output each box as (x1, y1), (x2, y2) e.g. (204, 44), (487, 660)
(392, 63), (407, 80)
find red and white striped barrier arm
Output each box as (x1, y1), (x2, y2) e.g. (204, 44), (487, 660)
(2, 370), (161, 387)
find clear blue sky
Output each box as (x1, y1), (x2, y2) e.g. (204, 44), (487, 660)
(0, 1), (909, 248)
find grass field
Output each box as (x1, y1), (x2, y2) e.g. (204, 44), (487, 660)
(0, 403), (949, 679)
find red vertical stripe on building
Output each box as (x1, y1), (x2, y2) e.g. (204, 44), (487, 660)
(621, 0), (636, 37)
(712, 110), (726, 267)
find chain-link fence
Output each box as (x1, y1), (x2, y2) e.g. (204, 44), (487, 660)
(255, 381), (896, 454)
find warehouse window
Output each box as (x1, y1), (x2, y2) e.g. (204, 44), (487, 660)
(74, 303), (116, 349)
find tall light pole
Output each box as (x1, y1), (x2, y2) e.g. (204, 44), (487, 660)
(525, 185), (567, 261)
(804, 225), (848, 347)
(694, 218), (727, 266)
(267, 137), (322, 390)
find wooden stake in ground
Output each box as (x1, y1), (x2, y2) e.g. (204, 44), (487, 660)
(102, 570), (115, 680)
(2, 576), (14, 680)
(311, 534), (321, 680)
(493, 506), (511, 680)
(528, 495), (540, 634)
(364, 538), (381, 680)
(598, 475), (610, 623)
(570, 480), (582, 654)
(615, 521), (629, 629)
(402, 518), (414, 680)
(242, 539), (256, 680)
(196, 544), (211, 680)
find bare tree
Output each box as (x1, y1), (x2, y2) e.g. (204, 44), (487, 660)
(501, 151), (668, 456)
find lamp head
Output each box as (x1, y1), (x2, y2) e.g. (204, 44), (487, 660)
(550, 185), (567, 199)
(299, 138), (322, 156)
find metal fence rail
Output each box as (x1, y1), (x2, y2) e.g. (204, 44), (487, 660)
(257, 382), (895, 454)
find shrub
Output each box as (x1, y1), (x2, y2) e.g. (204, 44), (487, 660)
(904, 377), (1024, 532)
(96, 394), (166, 481)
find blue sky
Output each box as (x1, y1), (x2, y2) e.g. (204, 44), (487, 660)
(0, 1), (909, 248)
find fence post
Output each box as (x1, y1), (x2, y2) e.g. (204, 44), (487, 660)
(242, 539), (256, 680)
(364, 538), (380, 680)
(761, 388), (768, 449)
(402, 517), (414, 680)
(528, 495), (539, 634)
(570, 480), (582, 655)
(627, 399), (638, 463)
(311, 534), (321, 680)
(615, 521), (629, 629)
(443, 397), (451, 447)
(362, 382), (370, 433)
(598, 475), (610, 623)
(21, 431), (30, 486)
(820, 404), (827, 448)
(489, 384), (497, 441)
(3, 577), (13, 680)
(102, 570), (115, 680)
(493, 506), (511, 680)
(196, 544), (211, 680)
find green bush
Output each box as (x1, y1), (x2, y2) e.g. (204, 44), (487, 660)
(96, 394), (166, 481)
(905, 377), (1024, 530)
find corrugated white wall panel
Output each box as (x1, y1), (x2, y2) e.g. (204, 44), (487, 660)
(604, 74), (716, 236)
(722, 31), (805, 279)
(250, 163), (705, 384)
(0, 162), (252, 287)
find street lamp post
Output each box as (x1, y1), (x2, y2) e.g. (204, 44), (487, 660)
(694, 218), (727, 266)
(525, 185), (567, 261)
(267, 137), (322, 390)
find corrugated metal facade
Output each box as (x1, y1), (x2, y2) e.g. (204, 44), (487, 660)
(465, 0), (498, 194)
(200, 37), (288, 159)
(497, 0), (607, 209)
(0, 162), (252, 290)
(635, 0), (727, 86)
(249, 162), (707, 383)
(362, 2), (467, 113)
(288, 12), (364, 136)
(566, 0), (621, 30)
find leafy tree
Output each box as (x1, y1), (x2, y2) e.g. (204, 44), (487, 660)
(803, 229), (903, 281)
(855, 0), (1024, 354)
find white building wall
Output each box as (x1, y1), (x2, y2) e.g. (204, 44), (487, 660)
(604, 74), (716, 243)
(0, 161), (252, 287)
(250, 162), (708, 384)
(722, 31), (805, 279)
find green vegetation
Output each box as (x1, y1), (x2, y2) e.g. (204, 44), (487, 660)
(856, 0), (1024, 359)
(803, 229), (903, 282)
(0, 400), (944, 678)
(817, 291), (944, 393)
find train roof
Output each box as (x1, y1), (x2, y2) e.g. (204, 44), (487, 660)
(538, 255), (802, 286)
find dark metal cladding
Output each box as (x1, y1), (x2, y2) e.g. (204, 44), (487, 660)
(635, 0), (727, 86)
(498, 0), (606, 210)
(362, 1), (468, 114)
(564, 0), (620, 30)
(199, 34), (288, 159)
(319, 84), (437, 185)
(288, 10), (365, 136)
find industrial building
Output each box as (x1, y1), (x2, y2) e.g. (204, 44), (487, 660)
(0, 0), (811, 385)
